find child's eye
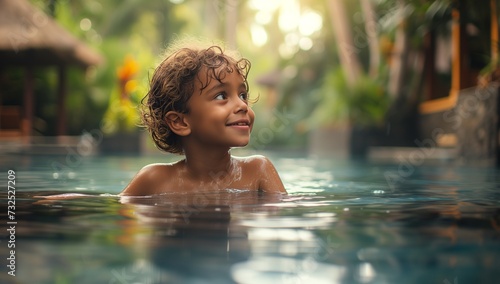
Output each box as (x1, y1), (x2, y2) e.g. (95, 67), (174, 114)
(239, 92), (248, 102)
(214, 93), (226, 100)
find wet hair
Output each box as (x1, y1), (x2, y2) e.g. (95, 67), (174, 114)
(142, 44), (251, 154)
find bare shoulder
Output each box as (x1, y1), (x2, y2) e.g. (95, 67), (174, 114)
(234, 155), (287, 194)
(137, 163), (174, 178)
(234, 154), (270, 166)
(119, 162), (179, 196)
(233, 154), (275, 174)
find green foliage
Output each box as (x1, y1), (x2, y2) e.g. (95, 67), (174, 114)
(64, 68), (108, 135)
(348, 73), (390, 126)
(308, 68), (350, 127)
(101, 92), (141, 135)
(308, 68), (389, 128)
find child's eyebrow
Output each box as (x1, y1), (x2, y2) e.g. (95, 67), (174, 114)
(203, 82), (226, 94)
(203, 81), (246, 95)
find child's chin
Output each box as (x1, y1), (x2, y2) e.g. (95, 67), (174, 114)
(231, 141), (250, 148)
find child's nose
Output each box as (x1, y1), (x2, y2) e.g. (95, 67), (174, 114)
(233, 96), (248, 113)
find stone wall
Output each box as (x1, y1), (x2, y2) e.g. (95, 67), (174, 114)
(419, 83), (499, 165)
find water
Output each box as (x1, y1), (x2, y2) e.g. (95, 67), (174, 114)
(1, 153), (499, 284)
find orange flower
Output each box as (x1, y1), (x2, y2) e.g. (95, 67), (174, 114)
(117, 55), (139, 82)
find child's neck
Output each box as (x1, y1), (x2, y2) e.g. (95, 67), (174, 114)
(182, 148), (234, 180)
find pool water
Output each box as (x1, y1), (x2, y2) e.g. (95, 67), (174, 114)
(1, 152), (499, 284)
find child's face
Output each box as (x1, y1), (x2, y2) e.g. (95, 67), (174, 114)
(184, 65), (255, 148)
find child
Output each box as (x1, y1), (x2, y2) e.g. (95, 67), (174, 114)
(120, 42), (286, 196)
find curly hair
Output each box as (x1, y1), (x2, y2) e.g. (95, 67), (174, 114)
(142, 44), (251, 154)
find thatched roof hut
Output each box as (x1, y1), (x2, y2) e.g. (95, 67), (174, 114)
(0, 0), (102, 139)
(0, 0), (101, 67)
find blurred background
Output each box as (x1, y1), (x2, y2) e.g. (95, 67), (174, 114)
(0, 0), (499, 164)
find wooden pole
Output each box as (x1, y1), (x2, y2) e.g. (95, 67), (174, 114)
(0, 67), (3, 107)
(450, 0), (464, 96)
(23, 67), (34, 140)
(423, 30), (436, 101)
(56, 65), (66, 136)
(491, 0), (499, 66)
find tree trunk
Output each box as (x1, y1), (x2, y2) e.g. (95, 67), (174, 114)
(225, 0), (238, 49)
(387, 0), (409, 99)
(327, 0), (362, 86)
(360, 0), (380, 77)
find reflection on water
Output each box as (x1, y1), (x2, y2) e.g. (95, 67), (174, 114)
(0, 154), (499, 283)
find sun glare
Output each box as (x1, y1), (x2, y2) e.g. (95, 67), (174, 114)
(247, 0), (323, 55)
(278, 0), (301, 33)
(251, 24), (268, 47)
(299, 10), (323, 37)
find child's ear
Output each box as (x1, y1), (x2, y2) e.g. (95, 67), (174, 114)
(165, 111), (191, 136)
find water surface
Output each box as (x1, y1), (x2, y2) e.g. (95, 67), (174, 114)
(0, 153), (499, 283)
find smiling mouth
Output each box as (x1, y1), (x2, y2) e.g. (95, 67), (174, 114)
(226, 120), (251, 127)
(227, 122), (249, 126)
